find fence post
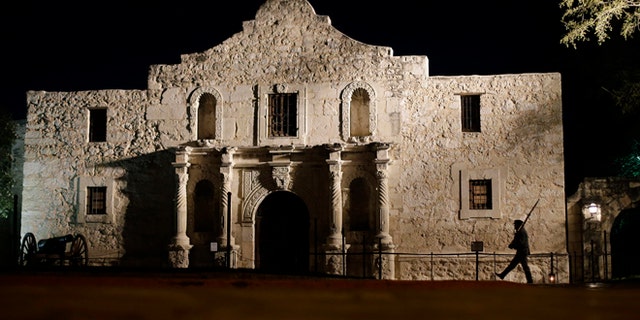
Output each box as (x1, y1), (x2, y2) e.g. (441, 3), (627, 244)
(549, 252), (555, 283)
(430, 252), (433, 280)
(603, 230), (608, 281)
(475, 251), (479, 281)
(362, 234), (366, 278)
(378, 237), (382, 280)
(314, 218), (318, 274)
(226, 192), (231, 269)
(590, 240), (595, 282)
(342, 231), (346, 276)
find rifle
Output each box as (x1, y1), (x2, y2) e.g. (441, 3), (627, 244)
(516, 199), (539, 232)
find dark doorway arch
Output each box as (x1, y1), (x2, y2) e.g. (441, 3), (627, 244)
(610, 207), (640, 279)
(256, 191), (309, 274)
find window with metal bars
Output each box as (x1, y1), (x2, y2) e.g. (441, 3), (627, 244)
(469, 179), (492, 210)
(268, 93), (298, 137)
(89, 108), (107, 142)
(87, 186), (107, 215)
(461, 95), (481, 132)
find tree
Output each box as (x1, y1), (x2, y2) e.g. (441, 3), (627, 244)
(0, 110), (16, 219)
(615, 140), (640, 177)
(560, 0), (640, 48)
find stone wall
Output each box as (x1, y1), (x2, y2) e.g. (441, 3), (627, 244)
(19, 0), (567, 281)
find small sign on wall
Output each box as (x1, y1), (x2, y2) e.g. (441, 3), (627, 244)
(210, 242), (218, 252)
(471, 241), (484, 252)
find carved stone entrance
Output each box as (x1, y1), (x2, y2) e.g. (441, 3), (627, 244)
(611, 207), (640, 279)
(255, 191), (309, 274)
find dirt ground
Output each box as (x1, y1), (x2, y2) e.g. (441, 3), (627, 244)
(1, 268), (640, 320)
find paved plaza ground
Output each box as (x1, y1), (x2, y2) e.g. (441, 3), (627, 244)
(1, 268), (639, 320)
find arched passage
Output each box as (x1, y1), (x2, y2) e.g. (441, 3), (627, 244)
(611, 207), (640, 279)
(255, 191), (309, 274)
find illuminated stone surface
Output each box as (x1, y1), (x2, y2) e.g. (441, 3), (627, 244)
(19, 0), (566, 282)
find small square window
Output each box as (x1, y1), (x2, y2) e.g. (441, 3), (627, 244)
(268, 93), (297, 137)
(87, 186), (107, 215)
(461, 95), (481, 132)
(469, 179), (492, 210)
(89, 109), (107, 142)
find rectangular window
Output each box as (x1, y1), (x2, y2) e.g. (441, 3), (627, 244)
(268, 93), (297, 137)
(461, 95), (481, 132)
(469, 179), (492, 210)
(89, 109), (107, 142)
(87, 187), (107, 215)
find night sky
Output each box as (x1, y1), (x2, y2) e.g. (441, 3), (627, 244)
(2, 0), (639, 195)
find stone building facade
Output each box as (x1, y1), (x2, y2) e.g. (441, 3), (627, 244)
(20, 0), (567, 282)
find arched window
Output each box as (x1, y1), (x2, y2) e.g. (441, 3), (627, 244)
(197, 93), (216, 140)
(348, 178), (372, 231)
(194, 180), (217, 232)
(350, 88), (370, 137)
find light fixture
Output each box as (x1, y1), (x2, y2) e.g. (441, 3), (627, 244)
(548, 272), (556, 283)
(582, 202), (601, 222)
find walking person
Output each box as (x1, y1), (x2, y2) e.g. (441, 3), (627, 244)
(496, 219), (533, 283)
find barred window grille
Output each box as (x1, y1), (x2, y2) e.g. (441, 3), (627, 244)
(469, 179), (492, 210)
(461, 95), (481, 132)
(87, 186), (107, 215)
(268, 93), (298, 137)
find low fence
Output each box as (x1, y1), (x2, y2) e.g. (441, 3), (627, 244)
(318, 250), (568, 283)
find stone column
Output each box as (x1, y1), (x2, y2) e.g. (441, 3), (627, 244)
(373, 142), (395, 279)
(324, 143), (346, 275)
(168, 147), (193, 268)
(218, 148), (235, 245)
(218, 147), (237, 267)
(325, 143), (344, 247)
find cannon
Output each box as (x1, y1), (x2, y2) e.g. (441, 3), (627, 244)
(18, 232), (89, 267)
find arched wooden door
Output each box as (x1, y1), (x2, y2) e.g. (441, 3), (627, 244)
(611, 208), (640, 279)
(256, 191), (309, 274)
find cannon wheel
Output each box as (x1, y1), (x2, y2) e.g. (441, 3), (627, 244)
(18, 233), (37, 266)
(68, 234), (89, 267)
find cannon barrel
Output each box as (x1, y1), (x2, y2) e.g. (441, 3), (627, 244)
(37, 234), (74, 254)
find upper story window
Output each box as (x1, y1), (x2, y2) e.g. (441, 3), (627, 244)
(461, 95), (481, 133)
(89, 108), (107, 142)
(268, 93), (298, 137)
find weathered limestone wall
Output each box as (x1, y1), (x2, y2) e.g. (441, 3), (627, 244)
(21, 90), (176, 265)
(20, 0), (568, 280)
(389, 73), (567, 281)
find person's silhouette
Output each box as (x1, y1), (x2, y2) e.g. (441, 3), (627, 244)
(496, 219), (533, 283)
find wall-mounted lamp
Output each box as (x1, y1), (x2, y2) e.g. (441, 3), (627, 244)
(582, 202), (602, 222)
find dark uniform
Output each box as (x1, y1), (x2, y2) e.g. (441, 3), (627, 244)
(496, 219), (533, 283)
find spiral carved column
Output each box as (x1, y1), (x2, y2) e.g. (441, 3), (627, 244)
(324, 144), (346, 275)
(325, 144), (344, 248)
(169, 147), (193, 268)
(218, 147), (237, 267)
(373, 143), (394, 279)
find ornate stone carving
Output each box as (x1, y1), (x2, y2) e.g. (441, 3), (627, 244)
(272, 166), (291, 190)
